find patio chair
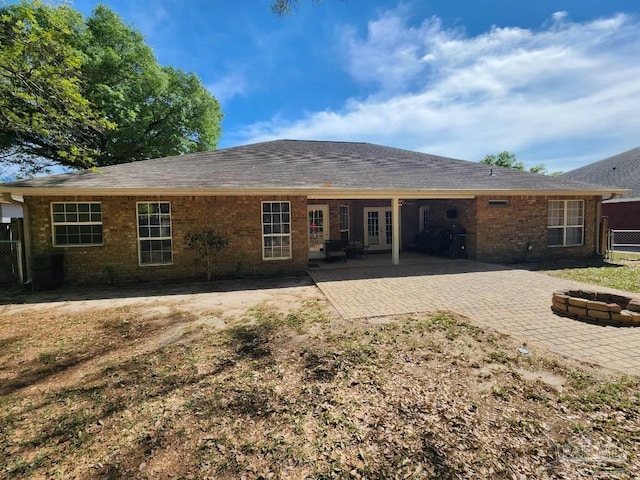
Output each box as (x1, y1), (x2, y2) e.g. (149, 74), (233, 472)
(324, 239), (347, 263)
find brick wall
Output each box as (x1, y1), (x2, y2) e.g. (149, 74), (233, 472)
(475, 195), (601, 263)
(402, 199), (477, 258)
(351, 195), (599, 263)
(306, 200), (354, 243)
(26, 195), (308, 285)
(349, 199), (392, 245)
(25, 193), (602, 284)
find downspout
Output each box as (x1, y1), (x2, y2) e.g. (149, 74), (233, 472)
(1, 193), (31, 283)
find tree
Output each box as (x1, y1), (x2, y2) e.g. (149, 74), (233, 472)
(271, 0), (324, 16)
(0, 1), (222, 174)
(481, 151), (547, 175)
(82, 6), (222, 166)
(185, 230), (229, 281)
(0, 1), (114, 173)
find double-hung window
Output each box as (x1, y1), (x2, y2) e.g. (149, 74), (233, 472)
(262, 201), (291, 260)
(137, 202), (172, 265)
(51, 202), (102, 246)
(548, 200), (584, 247)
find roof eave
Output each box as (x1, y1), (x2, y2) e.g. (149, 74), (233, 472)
(604, 196), (640, 204)
(0, 186), (627, 199)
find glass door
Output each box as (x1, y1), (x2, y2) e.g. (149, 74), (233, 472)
(307, 205), (330, 259)
(364, 207), (393, 251)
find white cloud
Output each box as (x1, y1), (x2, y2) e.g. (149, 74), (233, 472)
(207, 72), (248, 104)
(234, 8), (640, 172)
(552, 11), (569, 21)
(337, 10), (446, 93)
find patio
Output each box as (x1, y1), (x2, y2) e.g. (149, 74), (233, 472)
(308, 251), (457, 269)
(308, 257), (640, 375)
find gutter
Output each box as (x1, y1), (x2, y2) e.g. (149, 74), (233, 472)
(0, 186), (630, 199)
(1, 193), (31, 284)
(603, 196), (640, 204)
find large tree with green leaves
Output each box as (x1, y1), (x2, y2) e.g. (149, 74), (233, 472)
(0, 1), (222, 174)
(0, 1), (113, 173)
(481, 151), (547, 174)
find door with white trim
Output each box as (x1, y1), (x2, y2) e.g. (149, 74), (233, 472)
(308, 205), (330, 259)
(364, 207), (394, 251)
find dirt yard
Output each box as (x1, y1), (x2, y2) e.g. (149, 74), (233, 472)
(0, 277), (639, 479)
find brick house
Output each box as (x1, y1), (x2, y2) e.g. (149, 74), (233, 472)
(561, 147), (640, 230)
(0, 140), (624, 285)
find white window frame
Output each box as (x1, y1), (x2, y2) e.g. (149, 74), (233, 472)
(136, 201), (173, 266)
(51, 202), (103, 247)
(262, 201), (292, 260)
(548, 200), (584, 247)
(339, 204), (350, 239)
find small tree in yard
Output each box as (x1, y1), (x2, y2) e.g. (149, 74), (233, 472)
(185, 230), (229, 281)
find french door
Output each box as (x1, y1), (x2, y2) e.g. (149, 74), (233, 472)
(364, 207), (394, 251)
(307, 205), (330, 259)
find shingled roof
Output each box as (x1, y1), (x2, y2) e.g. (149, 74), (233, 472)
(1, 140), (626, 198)
(560, 147), (640, 200)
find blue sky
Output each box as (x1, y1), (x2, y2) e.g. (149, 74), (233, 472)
(44, 1), (640, 171)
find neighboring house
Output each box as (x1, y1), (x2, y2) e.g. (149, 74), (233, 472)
(0, 202), (23, 224)
(561, 147), (640, 229)
(0, 200), (26, 285)
(0, 140), (625, 285)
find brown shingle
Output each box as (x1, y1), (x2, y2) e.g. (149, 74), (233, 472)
(561, 147), (640, 199)
(1, 140), (626, 194)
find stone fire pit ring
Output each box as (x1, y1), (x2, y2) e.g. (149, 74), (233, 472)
(552, 289), (640, 327)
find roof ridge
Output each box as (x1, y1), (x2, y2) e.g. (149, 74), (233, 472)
(1, 140), (627, 194)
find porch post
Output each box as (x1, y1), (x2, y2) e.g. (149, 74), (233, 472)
(392, 197), (400, 265)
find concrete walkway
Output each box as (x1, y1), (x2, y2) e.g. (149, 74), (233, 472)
(308, 257), (640, 375)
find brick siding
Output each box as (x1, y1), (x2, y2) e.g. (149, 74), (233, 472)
(401, 199), (477, 258)
(345, 195), (599, 263)
(306, 200), (353, 243)
(474, 195), (601, 263)
(26, 195), (308, 285)
(24, 193), (602, 285)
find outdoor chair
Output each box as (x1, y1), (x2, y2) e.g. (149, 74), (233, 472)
(324, 239), (347, 263)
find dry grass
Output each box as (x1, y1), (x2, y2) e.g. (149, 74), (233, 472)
(1, 299), (639, 479)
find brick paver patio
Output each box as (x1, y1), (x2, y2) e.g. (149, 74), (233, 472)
(308, 256), (640, 375)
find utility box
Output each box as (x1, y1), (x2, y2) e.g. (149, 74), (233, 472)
(31, 252), (65, 291)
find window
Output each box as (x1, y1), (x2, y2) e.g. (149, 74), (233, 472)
(548, 200), (584, 247)
(137, 202), (172, 265)
(419, 205), (430, 231)
(339, 205), (350, 241)
(262, 201), (291, 260)
(51, 202), (102, 246)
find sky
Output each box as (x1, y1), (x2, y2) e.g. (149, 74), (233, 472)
(23, 1), (640, 172)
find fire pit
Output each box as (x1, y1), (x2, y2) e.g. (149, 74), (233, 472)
(552, 289), (640, 326)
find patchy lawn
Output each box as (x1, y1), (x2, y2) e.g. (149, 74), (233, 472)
(0, 294), (639, 479)
(542, 259), (640, 293)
